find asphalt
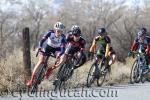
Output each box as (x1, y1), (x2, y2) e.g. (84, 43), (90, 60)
(0, 82), (150, 100)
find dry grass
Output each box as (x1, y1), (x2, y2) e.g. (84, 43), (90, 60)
(0, 50), (136, 91)
(0, 50), (25, 91)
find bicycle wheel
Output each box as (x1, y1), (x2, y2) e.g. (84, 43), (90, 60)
(147, 77), (150, 82)
(142, 68), (150, 82)
(97, 58), (107, 87)
(54, 65), (65, 91)
(30, 81), (38, 94)
(130, 60), (140, 84)
(54, 56), (77, 91)
(54, 63), (70, 91)
(86, 63), (97, 87)
(30, 64), (46, 94)
(141, 70), (146, 83)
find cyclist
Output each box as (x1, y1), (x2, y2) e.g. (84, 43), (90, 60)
(128, 27), (150, 67)
(26, 22), (66, 87)
(89, 28), (116, 67)
(54, 25), (86, 72)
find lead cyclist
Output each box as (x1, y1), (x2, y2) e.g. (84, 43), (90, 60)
(26, 22), (66, 87)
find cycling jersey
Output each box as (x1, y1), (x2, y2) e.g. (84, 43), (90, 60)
(95, 35), (111, 50)
(130, 35), (150, 65)
(130, 36), (150, 51)
(65, 34), (86, 53)
(94, 35), (115, 56)
(39, 30), (66, 56)
(65, 33), (86, 68)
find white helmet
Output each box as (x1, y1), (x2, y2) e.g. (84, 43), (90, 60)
(71, 25), (80, 31)
(54, 22), (65, 31)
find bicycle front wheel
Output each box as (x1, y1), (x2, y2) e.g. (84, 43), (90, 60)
(97, 59), (107, 87)
(30, 64), (46, 94)
(86, 63), (97, 87)
(130, 60), (140, 84)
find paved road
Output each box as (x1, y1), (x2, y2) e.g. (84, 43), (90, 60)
(0, 82), (150, 100)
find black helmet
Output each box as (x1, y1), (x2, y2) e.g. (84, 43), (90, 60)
(140, 27), (147, 34)
(72, 27), (81, 36)
(97, 28), (106, 34)
(138, 27), (147, 36)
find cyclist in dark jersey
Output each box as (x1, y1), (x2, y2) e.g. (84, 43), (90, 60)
(90, 28), (116, 66)
(129, 27), (150, 67)
(26, 22), (66, 87)
(54, 25), (86, 69)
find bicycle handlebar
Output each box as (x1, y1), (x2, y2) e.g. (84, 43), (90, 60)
(131, 51), (146, 58)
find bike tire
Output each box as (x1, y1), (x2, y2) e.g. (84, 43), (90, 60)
(30, 82), (38, 94)
(54, 56), (77, 90)
(30, 64), (46, 93)
(86, 63), (96, 87)
(54, 63), (68, 91)
(97, 58), (107, 87)
(147, 78), (150, 82)
(141, 71), (146, 83)
(130, 60), (140, 84)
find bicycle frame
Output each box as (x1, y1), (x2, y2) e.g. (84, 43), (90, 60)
(133, 43), (147, 68)
(130, 43), (147, 84)
(30, 50), (57, 93)
(54, 53), (78, 90)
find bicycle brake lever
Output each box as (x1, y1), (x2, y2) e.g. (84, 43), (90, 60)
(36, 50), (40, 57)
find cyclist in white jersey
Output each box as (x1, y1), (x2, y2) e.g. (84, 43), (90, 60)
(26, 22), (66, 87)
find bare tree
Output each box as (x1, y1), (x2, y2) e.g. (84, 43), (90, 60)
(21, 0), (52, 50)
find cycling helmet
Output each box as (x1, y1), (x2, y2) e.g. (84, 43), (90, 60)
(97, 28), (106, 35)
(138, 27), (147, 37)
(71, 25), (80, 31)
(54, 22), (65, 31)
(71, 25), (81, 35)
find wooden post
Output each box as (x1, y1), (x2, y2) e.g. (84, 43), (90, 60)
(22, 27), (31, 81)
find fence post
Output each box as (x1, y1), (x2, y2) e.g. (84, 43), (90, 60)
(22, 27), (31, 82)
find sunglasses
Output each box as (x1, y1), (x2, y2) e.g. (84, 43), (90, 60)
(74, 34), (80, 37)
(56, 30), (63, 33)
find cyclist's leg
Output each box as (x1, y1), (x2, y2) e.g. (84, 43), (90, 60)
(146, 45), (150, 66)
(95, 49), (104, 63)
(27, 45), (51, 86)
(63, 46), (81, 69)
(27, 53), (47, 86)
(108, 51), (116, 66)
(44, 47), (60, 79)
(74, 51), (86, 69)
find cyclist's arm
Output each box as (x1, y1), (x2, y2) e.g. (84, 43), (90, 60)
(104, 36), (111, 57)
(78, 39), (86, 65)
(59, 35), (67, 56)
(80, 39), (86, 52)
(39, 31), (51, 48)
(105, 43), (110, 57)
(130, 37), (139, 52)
(90, 36), (99, 53)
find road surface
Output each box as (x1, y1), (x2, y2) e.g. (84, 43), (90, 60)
(0, 82), (150, 100)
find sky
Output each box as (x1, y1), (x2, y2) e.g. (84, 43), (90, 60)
(0, 0), (149, 12)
